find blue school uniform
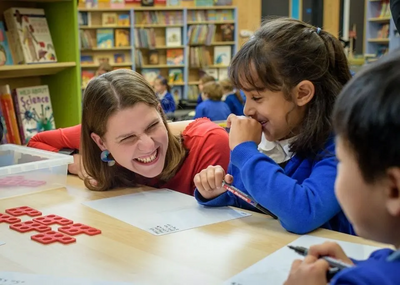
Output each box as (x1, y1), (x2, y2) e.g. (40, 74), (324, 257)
(159, 92), (175, 114)
(197, 93), (203, 105)
(194, 99), (231, 121)
(195, 137), (355, 235)
(224, 93), (244, 116)
(331, 249), (400, 285)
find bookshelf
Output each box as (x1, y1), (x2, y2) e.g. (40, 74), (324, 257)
(0, 0), (80, 129)
(78, 5), (238, 104)
(365, 0), (400, 62)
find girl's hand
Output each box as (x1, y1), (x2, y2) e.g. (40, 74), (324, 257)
(284, 255), (329, 285)
(227, 115), (262, 150)
(194, 165), (233, 199)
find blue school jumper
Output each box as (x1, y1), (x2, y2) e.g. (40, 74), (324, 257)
(194, 99), (231, 121)
(159, 92), (175, 114)
(195, 137), (355, 235)
(224, 93), (244, 116)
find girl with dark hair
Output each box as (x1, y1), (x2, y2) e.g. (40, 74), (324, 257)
(154, 75), (175, 114)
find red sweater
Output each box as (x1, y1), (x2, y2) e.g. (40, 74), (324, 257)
(28, 118), (230, 195)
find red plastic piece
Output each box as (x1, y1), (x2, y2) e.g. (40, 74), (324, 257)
(58, 223), (101, 236)
(33, 214), (73, 226)
(0, 213), (21, 224)
(0, 176), (46, 187)
(5, 206), (42, 217)
(10, 221), (51, 233)
(31, 231), (76, 245)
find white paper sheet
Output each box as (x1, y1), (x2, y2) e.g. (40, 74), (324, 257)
(0, 241), (4, 246)
(83, 189), (250, 236)
(0, 272), (134, 285)
(224, 235), (382, 285)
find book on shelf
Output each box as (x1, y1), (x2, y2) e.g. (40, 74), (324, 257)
(149, 50), (159, 65)
(115, 29), (130, 47)
(187, 25), (216, 45)
(0, 22), (13, 66)
(215, 0), (233, 5)
(166, 27), (182, 47)
(377, 24), (389, 39)
(81, 55), (94, 64)
(168, 68), (183, 84)
(190, 46), (212, 67)
(0, 85), (21, 145)
(195, 0), (214, 6)
(141, 0), (155, 6)
(170, 86), (181, 104)
(187, 85), (199, 101)
(118, 14), (130, 27)
(135, 50), (143, 67)
(200, 68), (218, 79)
(218, 68), (228, 80)
(13, 85), (55, 144)
(214, 46), (231, 66)
(125, 0), (141, 3)
(102, 13), (118, 27)
(0, 104), (8, 144)
(79, 12), (91, 26)
(114, 53), (126, 63)
(134, 28), (156, 48)
(4, 8), (57, 64)
(85, 0), (99, 8)
(111, 0), (125, 8)
(98, 57), (111, 64)
(167, 49), (184, 65)
(97, 29), (114, 48)
(135, 11), (183, 25)
(141, 68), (160, 85)
(167, 0), (181, 6)
(82, 70), (96, 89)
(379, 1), (391, 18)
(221, 24), (234, 41)
(80, 30), (94, 49)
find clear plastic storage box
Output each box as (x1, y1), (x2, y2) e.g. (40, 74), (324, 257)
(0, 144), (73, 199)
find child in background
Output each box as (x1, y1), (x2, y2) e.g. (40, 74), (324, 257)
(196, 74), (215, 105)
(194, 81), (231, 121)
(194, 18), (354, 235)
(220, 78), (244, 116)
(284, 48), (400, 285)
(154, 76), (175, 115)
(96, 62), (112, 76)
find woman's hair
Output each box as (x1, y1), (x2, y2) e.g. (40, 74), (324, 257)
(202, 81), (223, 101)
(81, 69), (186, 191)
(199, 74), (216, 85)
(98, 62), (112, 73)
(219, 78), (244, 104)
(229, 17), (351, 158)
(155, 75), (170, 92)
(333, 49), (400, 183)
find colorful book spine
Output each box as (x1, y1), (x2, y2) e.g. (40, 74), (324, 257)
(0, 85), (21, 145)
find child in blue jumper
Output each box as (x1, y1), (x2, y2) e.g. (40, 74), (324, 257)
(193, 18), (354, 235)
(220, 78), (244, 116)
(194, 81), (231, 121)
(285, 48), (400, 285)
(196, 74), (216, 105)
(154, 76), (175, 114)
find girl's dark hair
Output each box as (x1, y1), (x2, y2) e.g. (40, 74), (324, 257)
(156, 75), (170, 92)
(229, 17), (351, 158)
(333, 49), (400, 183)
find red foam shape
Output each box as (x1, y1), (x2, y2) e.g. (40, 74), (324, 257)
(10, 220), (51, 233)
(58, 223), (101, 236)
(19, 180), (47, 187)
(5, 206), (42, 217)
(0, 213), (21, 224)
(0, 178), (21, 187)
(31, 231), (76, 245)
(33, 214), (73, 226)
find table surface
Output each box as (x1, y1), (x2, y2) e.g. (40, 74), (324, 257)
(0, 176), (387, 284)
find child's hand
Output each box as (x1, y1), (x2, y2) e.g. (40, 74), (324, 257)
(284, 256), (330, 285)
(194, 165), (233, 199)
(308, 242), (353, 265)
(227, 115), (262, 150)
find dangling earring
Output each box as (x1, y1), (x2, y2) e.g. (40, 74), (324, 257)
(100, 150), (115, 166)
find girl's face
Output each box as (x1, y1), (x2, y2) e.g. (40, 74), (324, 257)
(154, 80), (166, 94)
(91, 103), (169, 178)
(198, 81), (204, 92)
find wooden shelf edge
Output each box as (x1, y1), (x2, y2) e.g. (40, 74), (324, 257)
(138, 65), (185, 68)
(0, 62), (76, 79)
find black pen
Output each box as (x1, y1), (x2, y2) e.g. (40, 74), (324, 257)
(288, 245), (353, 269)
(222, 181), (278, 219)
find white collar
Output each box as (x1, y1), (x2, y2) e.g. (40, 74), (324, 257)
(158, 90), (167, 99)
(258, 135), (297, 164)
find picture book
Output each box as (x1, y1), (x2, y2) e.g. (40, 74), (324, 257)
(195, 0), (213, 6)
(218, 68), (228, 80)
(0, 102), (9, 144)
(115, 29), (130, 47)
(168, 68), (183, 84)
(97, 57), (111, 64)
(97, 29), (114, 48)
(118, 14), (130, 26)
(166, 49), (184, 65)
(80, 55), (94, 64)
(170, 86), (182, 105)
(13, 85), (55, 144)
(85, 0), (99, 8)
(114, 53), (125, 63)
(82, 70), (96, 89)
(221, 24), (234, 41)
(148, 50), (159, 65)
(111, 0), (125, 8)
(4, 8), (57, 64)
(102, 13), (118, 27)
(215, 0), (232, 5)
(0, 85), (21, 145)
(0, 22), (13, 66)
(141, 68), (160, 85)
(214, 46), (231, 66)
(141, 0), (155, 6)
(167, 0), (181, 6)
(166, 27), (182, 47)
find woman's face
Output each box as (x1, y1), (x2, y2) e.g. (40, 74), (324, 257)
(92, 103), (169, 178)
